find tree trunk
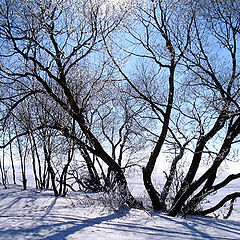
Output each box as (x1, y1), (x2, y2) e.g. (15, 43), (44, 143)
(159, 144), (186, 210)
(173, 112), (228, 205)
(9, 140), (16, 184)
(169, 128), (236, 216)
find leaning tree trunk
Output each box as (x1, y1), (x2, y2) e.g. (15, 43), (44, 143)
(173, 111), (228, 207)
(169, 119), (240, 216)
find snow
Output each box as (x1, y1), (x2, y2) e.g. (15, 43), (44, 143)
(0, 184), (240, 240)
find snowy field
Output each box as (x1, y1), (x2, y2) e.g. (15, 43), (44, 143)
(0, 174), (240, 240)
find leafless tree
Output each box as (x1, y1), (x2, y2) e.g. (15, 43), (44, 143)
(0, 0), (142, 207)
(168, 0), (240, 216)
(105, 0), (195, 210)
(1, 0), (239, 217)
(106, 0), (240, 216)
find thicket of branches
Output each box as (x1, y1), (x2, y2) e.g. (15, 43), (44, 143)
(0, 0), (239, 217)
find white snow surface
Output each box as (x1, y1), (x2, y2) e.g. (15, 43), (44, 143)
(0, 183), (240, 240)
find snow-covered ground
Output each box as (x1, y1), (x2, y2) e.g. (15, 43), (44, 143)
(0, 182), (240, 240)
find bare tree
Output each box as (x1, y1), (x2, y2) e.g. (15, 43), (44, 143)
(168, 0), (240, 216)
(0, 0), (142, 207)
(105, 0), (195, 210)
(1, 0), (239, 217)
(105, 0), (240, 216)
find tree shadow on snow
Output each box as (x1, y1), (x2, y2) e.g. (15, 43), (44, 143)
(1, 208), (239, 240)
(0, 187), (240, 240)
(0, 208), (132, 240)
